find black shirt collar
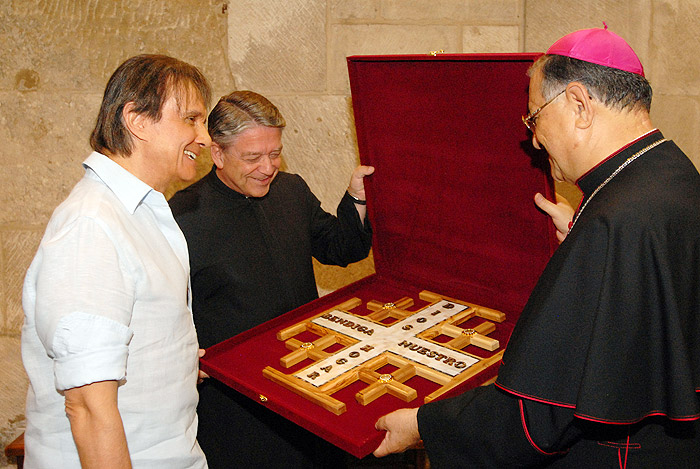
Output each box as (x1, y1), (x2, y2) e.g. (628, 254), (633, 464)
(577, 129), (664, 197)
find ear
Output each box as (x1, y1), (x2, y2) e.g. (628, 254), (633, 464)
(565, 82), (594, 130)
(122, 102), (150, 142)
(210, 142), (226, 169)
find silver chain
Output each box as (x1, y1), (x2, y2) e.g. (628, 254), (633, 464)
(568, 138), (667, 233)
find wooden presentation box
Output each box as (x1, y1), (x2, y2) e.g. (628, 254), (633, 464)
(200, 53), (558, 458)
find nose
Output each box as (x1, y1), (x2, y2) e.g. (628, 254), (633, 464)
(196, 122), (212, 148)
(532, 132), (542, 150)
(259, 154), (274, 174)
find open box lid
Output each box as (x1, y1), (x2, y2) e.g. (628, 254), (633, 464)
(200, 53), (559, 459)
(348, 53), (557, 317)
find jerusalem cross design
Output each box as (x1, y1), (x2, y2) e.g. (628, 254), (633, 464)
(263, 290), (506, 414)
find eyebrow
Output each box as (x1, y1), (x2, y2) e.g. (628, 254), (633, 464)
(240, 146), (283, 157)
(184, 109), (205, 118)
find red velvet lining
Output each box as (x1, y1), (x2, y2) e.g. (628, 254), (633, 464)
(201, 276), (507, 458)
(349, 54), (557, 315)
(200, 54), (558, 458)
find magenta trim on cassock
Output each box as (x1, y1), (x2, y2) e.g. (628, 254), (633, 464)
(496, 382), (700, 425)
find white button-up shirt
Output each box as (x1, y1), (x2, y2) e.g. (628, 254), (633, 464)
(21, 152), (207, 468)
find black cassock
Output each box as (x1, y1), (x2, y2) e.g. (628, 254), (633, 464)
(170, 169), (372, 468)
(419, 131), (700, 468)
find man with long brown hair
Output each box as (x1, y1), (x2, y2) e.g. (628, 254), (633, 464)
(22, 54), (211, 468)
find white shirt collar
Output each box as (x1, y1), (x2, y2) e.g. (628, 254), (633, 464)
(82, 151), (154, 214)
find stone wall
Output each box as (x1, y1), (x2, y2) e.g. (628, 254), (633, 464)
(2, 0), (700, 349)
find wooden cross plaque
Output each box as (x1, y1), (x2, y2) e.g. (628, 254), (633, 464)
(263, 290), (505, 415)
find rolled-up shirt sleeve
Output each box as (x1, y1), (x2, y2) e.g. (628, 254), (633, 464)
(32, 215), (137, 391)
(52, 312), (133, 391)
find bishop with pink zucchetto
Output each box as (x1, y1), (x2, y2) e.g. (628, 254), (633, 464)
(373, 25), (700, 467)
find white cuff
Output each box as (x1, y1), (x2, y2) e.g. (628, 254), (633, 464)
(51, 312), (134, 391)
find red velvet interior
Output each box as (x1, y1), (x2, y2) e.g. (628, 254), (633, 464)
(200, 54), (557, 459)
(349, 54), (557, 315)
(201, 277), (505, 458)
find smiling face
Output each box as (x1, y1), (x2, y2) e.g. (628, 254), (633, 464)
(138, 86), (211, 191)
(211, 125), (283, 198)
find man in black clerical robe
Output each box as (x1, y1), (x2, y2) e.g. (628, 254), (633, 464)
(170, 91), (374, 468)
(372, 27), (700, 468)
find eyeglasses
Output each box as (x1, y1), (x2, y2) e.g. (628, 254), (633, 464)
(522, 90), (564, 131)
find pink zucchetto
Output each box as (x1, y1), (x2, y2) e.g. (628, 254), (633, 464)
(546, 23), (645, 77)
